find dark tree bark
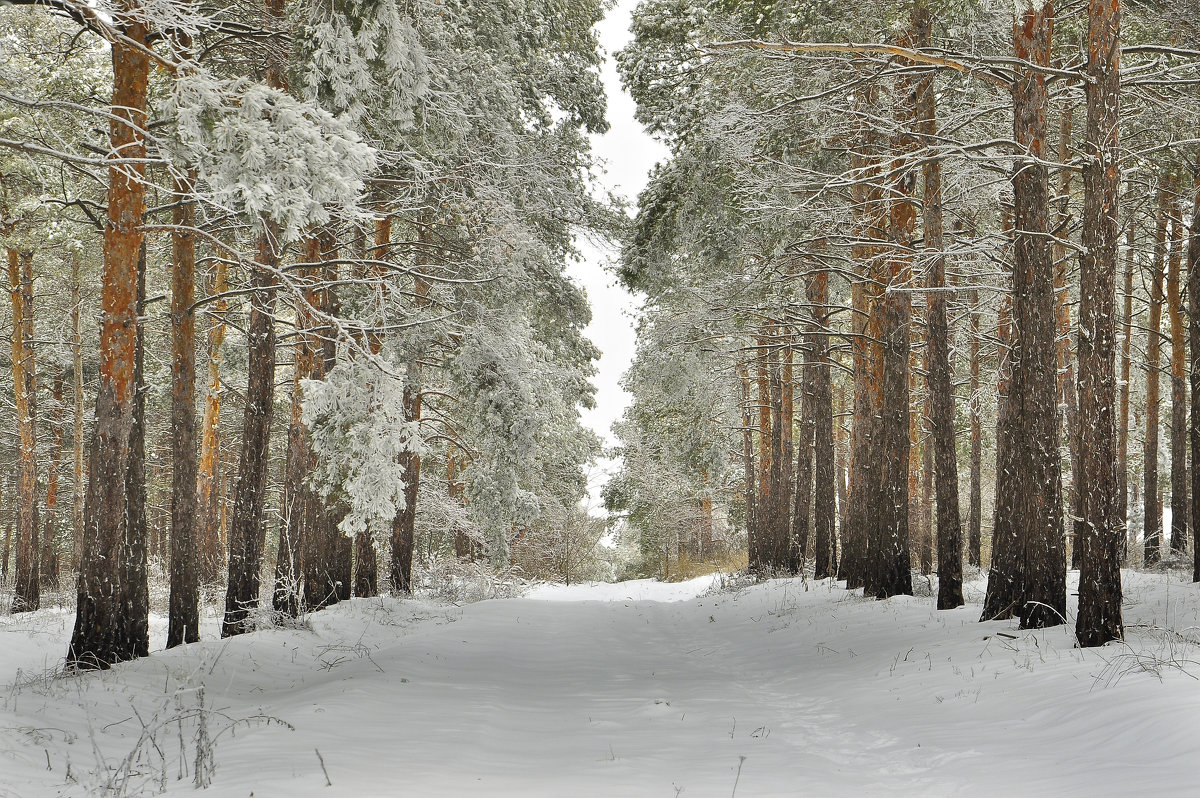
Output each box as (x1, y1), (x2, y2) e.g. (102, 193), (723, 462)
(1167, 204), (1188, 555)
(1075, 0), (1123, 647)
(1145, 187), (1168, 567)
(841, 88), (888, 591)
(168, 171), (200, 648)
(70, 255), (84, 571)
(968, 281), (983, 570)
(301, 238), (344, 612)
(390, 365), (422, 593)
(1053, 107), (1083, 571)
(221, 234), (280, 637)
(276, 262), (316, 617)
(1008, 0), (1066, 630)
(872, 32), (917, 600)
(779, 330), (795, 571)
(766, 329), (789, 570)
(792, 332), (814, 573)
(739, 361), (757, 563)
(982, 212), (1021, 622)
(41, 372), (66, 591)
(756, 332), (774, 571)
(9, 248), (39, 612)
(121, 245), (150, 660)
(1117, 225), (1135, 557)
(916, 4), (963, 608)
(68, 19), (149, 668)
(221, 0), (289, 637)
(808, 270), (837, 580)
(1188, 146), (1200, 583)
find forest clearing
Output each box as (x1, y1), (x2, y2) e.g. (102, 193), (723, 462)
(2, 568), (1198, 797)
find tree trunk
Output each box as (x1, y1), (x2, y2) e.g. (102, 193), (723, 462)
(982, 211), (1021, 621)
(301, 237), (343, 612)
(353, 217), (392, 596)
(221, 0), (289, 637)
(1008, 0), (1066, 630)
(912, 326), (930, 577)
(120, 245), (150, 659)
(168, 172), (200, 648)
(917, 5), (963, 607)
(1167, 203), (1188, 555)
(792, 332), (814, 572)
(808, 270), (836, 580)
(1145, 187), (1168, 566)
(1053, 107), (1084, 571)
(968, 282), (983, 569)
(41, 373), (66, 591)
(1118, 225), (1135, 558)
(276, 257), (316, 616)
(390, 366), (422, 593)
(1188, 145), (1200, 583)
(739, 362), (757, 564)
(71, 255), (84, 571)
(67, 18), (148, 668)
(873, 34), (917, 600)
(756, 332), (774, 571)
(197, 255), (228, 583)
(841, 88), (888, 591)
(779, 331), (795, 572)
(1074, 0), (1123, 646)
(9, 248), (39, 612)
(221, 231), (280, 637)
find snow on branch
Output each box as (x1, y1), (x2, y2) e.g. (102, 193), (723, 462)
(160, 70), (377, 242)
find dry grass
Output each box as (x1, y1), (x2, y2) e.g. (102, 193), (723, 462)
(664, 549), (748, 582)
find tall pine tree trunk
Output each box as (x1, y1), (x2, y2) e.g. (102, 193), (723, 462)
(197, 256), (228, 583)
(221, 0), (288, 636)
(9, 248), (39, 612)
(390, 367), (422, 593)
(221, 231), (280, 636)
(968, 282), (983, 569)
(809, 270), (836, 580)
(276, 261), (316, 616)
(1075, 0), (1123, 646)
(120, 246), (150, 659)
(792, 332), (813, 572)
(1053, 107), (1083, 570)
(168, 171), (200, 647)
(1145, 187), (1167, 566)
(1167, 203), (1188, 555)
(917, 3), (963, 607)
(873, 33), (917, 599)
(71, 255), (84, 571)
(739, 361), (757, 562)
(41, 373), (66, 591)
(67, 18), (149, 667)
(842, 89), (888, 591)
(982, 211), (1021, 621)
(1008, 0), (1065, 630)
(1188, 145), (1200, 583)
(1118, 225), (1135, 557)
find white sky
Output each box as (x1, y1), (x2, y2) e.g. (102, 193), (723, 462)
(567, 0), (669, 512)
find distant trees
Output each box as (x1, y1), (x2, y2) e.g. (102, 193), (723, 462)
(608, 0), (1200, 641)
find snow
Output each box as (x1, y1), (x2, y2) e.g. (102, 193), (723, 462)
(2, 569), (1199, 796)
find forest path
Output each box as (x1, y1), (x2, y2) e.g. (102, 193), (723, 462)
(2, 571), (1199, 797)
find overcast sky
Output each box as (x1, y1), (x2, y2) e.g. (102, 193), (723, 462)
(565, 0), (669, 512)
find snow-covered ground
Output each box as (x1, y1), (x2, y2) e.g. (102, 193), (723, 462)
(2, 569), (1198, 797)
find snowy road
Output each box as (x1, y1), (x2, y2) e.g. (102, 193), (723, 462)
(2, 571), (1198, 796)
